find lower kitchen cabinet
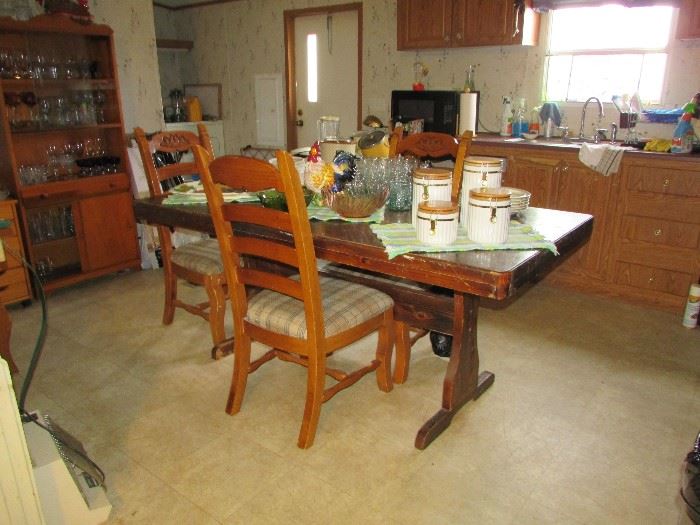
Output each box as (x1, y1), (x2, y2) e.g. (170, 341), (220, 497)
(470, 140), (700, 312)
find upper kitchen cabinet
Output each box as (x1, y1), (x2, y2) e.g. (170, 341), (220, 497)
(676, 0), (700, 39)
(397, 0), (540, 50)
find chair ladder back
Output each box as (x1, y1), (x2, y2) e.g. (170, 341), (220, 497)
(239, 268), (304, 300)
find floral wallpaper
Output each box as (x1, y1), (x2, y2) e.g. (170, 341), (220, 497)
(89, 0), (163, 134)
(87, 0), (700, 151)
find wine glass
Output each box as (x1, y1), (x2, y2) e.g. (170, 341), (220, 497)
(93, 90), (106, 123)
(20, 92), (37, 129)
(4, 92), (21, 129)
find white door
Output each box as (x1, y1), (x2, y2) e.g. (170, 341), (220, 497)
(294, 11), (358, 147)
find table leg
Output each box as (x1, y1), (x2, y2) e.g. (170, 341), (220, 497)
(415, 292), (494, 449)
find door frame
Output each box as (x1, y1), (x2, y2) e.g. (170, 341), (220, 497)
(283, 2), (363, 149)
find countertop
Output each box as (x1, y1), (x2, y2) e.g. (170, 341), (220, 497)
(471, 133), (699, 163)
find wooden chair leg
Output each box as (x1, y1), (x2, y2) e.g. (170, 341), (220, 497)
(297, 353), (326, 449)
(375, 311), (395, 392)
(162, 264), (177, 325)
(204, 276), (226, 347)
(393, 320), (412, 384)
(226, 333), (251, 415)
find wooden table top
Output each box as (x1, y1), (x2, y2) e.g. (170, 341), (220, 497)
(133, 198), (593, 301)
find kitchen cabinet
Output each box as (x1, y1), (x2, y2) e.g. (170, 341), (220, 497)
(397, 0), (539, 50)
(0, 16), (140, 294)
(676, 0), (700, 40)
(470, 139), (700, 312)
(0, 200), (31, 305)
(610, 159), (700, 310)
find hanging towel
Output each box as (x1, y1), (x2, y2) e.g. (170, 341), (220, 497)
(578, 143), (626, 176)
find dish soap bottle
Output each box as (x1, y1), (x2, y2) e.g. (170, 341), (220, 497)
(512, 98), (528, 138)
(499, 96), (513, 137)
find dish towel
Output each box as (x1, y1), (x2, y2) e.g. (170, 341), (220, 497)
(369, 221), (558, 260)
(578, 143), (626, 176)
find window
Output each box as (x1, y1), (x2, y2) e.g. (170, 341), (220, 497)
(544, 5), (675, 104)
(306, 34), (318, 103)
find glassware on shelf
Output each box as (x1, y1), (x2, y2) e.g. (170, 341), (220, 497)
(4, 92), (21, 129)
(19, 91), (38, 129)
(93, 90), (106, 123)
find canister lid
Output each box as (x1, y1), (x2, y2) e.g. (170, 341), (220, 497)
(464, 156), (505, 167)
(413, 167), (451, 180)
(469, 187), (511, 201)
(417, 200), (458, 214)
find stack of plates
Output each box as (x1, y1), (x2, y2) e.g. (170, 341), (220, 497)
(502, 187), (531, 213)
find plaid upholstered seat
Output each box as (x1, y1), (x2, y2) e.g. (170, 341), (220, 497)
(247, 276), (394, 339)
(171, 239), (224, 275)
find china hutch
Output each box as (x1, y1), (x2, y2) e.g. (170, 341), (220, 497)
(0, 15), (139, 296)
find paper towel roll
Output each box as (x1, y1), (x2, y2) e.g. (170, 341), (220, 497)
(459, 92), (478, 135)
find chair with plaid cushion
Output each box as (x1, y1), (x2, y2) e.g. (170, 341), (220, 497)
(193, 146), (395, 449)
(388, 126), (473, 383)
(134, 125), (227, 357)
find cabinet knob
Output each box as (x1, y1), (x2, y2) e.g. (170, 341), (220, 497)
(663, 178), (670, 188)
(455, 32), (462, 39)
(653, 228), (662, 237)
(444, 35), (449, 42)
(560, 162), (569, 173)
(648, 274), (655, 283)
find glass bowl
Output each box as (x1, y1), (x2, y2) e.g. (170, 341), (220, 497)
(257, 187), (313, 211)
(323, 186), (389, 218)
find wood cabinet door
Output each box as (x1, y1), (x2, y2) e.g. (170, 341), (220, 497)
(676, 0), (700, 39)
(454, 0), (514, 46)
(554, 161), (617, 281)
(397, 0), (453, 49)
(75, 192), (139, 271)
(502, 154), (558, 208)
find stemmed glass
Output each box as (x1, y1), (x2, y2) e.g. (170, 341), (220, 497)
(20, 92), (37, 129)
(93, 90), (106, 123)
(4, 92), (21, 129)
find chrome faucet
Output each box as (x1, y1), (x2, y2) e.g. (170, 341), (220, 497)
(579, 97), (604, 140)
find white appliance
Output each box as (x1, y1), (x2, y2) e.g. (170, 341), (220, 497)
(164, 120), (225, 157)
(0, 360), (111, 524)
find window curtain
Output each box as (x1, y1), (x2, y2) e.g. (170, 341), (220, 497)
(532, 0), (680, 11)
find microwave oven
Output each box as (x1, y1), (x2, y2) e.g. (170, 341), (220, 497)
(391, 90), (461, 135)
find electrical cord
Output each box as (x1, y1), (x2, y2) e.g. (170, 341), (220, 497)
(3, 243), (106, 486)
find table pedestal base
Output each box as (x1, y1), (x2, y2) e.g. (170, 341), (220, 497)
(415, 292), (493, 449)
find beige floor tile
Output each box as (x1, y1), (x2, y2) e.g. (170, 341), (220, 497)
(5, 269), (698, 524)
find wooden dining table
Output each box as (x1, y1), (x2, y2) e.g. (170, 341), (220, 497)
(133, 197), (593, 449)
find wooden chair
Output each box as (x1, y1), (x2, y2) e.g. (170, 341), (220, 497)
(134, 125), (227, 357)
(389, 125), (473, 204)
(388, 126), (473, 383)
(193, 146), (395, 449)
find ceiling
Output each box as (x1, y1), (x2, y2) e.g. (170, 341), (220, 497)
(153, 0), (240, 10)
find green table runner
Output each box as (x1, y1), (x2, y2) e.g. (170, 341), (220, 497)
(369, 221), (558, 259)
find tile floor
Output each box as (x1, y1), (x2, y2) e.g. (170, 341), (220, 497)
(6, 269), (699, 524)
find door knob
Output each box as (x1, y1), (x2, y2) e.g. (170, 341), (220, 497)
(295, 119), (304, 127)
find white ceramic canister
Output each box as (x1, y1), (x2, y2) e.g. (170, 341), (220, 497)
(466, 188), (511, 244)
(460, 156), (506, 228)
(411, 167), (452, 226)
(416, 200), (459, 246)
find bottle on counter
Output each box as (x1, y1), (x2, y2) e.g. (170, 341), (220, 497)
(499, 96), (513, 137)
(464, 64), (476, 93)
(529, 107), (541, 137)
(512, 97), (528, 138)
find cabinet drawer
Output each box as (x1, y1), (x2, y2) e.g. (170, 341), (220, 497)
(0, 267), (30, 303)
(614, 261), (693, 297)
(623, 192), (700, 223)
(619, 215), (700, 249)
(617, 241), (700, 273)
(1, 237), (26, 270)
(626, 167), (700, 197)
